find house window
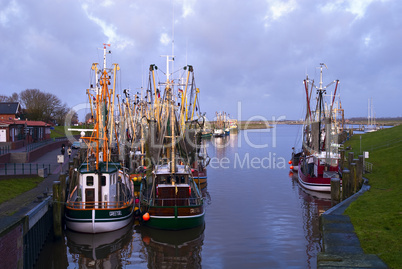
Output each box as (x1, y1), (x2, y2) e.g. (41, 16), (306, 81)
(101, 176), (107, 186)
(87, 176), (94, 186)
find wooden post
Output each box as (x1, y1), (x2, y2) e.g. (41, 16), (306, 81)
(350, 163), (357, 194)
(339, 150), (345, 172)
(53, 181), (62, 239)
(73, 156), (79, 168)
(342, 169), (350, 200)
(331, 178), (341, 206)
(357, 155), (364, 188)
(59, 173), (66, 202)
(59, 173), (67, 222)
(347, 152), (354, 168)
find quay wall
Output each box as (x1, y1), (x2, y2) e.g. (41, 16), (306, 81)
(0, 219), (24, 269)
(0, 153), (11, 163)
(0, 197), (53, 269)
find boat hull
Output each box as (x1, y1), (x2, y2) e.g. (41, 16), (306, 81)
(142, 205), (205, 230)
(297, 168), (331, 192)
(297, 155), (341, 192)
(192, 168), (207, 186)
(65, 204), (134, 233)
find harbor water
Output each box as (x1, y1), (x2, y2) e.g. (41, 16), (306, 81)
(34, 125), (331, 268)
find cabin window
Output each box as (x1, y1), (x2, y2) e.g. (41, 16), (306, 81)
(101, 176), (107, 186)
(86, 176), (94, 186)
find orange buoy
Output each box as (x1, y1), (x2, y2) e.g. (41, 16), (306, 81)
(288, 160), (292, 164)
(290, 165), (294, 170)
(143, 212), (150, 221)
(143, 236), (151, 245)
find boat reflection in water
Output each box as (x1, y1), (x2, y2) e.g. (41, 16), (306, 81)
(290, 173), (332, 268)
(65, 222), (135, 268)
(140, 224), (205, 268)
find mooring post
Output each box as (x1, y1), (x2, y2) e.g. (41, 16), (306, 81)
(342, 169), (350, 200)
(59, 173), (67, 221)
(59, 173), (67, 202)
(331, 178), (341, 206)
(73, 156), (79, 169)
(53, 181), (62, 239)
(350, 163), (357, 194)
(347, 152), (354, 169)
(357, 155), (364, 188)
(353, 158), (361, 191)
(339, 150), (345, 172)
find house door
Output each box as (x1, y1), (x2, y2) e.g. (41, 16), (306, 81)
(85, 189), (95, 209)
(0, 129), (6, 142)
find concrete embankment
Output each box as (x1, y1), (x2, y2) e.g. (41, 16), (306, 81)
(317, 179), (388, 268)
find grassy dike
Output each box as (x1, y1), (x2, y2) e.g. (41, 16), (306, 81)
(0, 176), (44, 205)
(343, 124), (401, 268)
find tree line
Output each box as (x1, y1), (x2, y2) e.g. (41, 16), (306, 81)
(0, 89), (78, 125)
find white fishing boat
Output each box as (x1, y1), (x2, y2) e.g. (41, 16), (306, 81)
(65, 44), (134, 233)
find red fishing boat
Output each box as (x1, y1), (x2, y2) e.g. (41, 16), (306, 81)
(297, 63), (342, 192)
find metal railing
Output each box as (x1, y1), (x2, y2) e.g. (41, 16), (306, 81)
(66, 200), (133, 209)
(0, 163), (56, 175)
(26, 139), (53, 152)
(154, 197), (203, 206)
(0, 146), (10, 155)
(25, 137), (68, 152)
(364, 161), (373, 173)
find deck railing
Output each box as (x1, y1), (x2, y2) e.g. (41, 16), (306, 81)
(66, 199), (133, 209)
(154, 197), (203, 206)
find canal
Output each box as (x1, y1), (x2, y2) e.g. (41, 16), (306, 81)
(34, 125), (331, 268)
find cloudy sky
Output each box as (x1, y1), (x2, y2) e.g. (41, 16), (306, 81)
(1, 0), (401, 121)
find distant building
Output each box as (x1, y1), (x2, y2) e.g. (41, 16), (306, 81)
(0, 102), (22, 120)
(0, 102), (51, 149)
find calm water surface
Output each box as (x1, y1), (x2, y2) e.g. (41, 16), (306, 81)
(35, 125), (331, 268)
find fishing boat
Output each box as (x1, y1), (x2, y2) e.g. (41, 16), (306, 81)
(201, 121), (213, 138)
(192, 165), (207, 186)
(213, 111), (227, 137)
(139, 57), (205, 230)
(141, 161), (205, 230)
(297, 63), (342, 192)
(289, 147), (301, 172)
(229, 119), (239, 133)
(65, 45), (134, 233)
(191, 139), (210, 187)
(201, 129), (212, 138)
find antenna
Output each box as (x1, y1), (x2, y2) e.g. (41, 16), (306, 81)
(171, 1), (175, 63)
(186, 39), (188, 66)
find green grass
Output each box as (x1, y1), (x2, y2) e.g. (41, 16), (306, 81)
(50, 125), (93, 139)
(0, 176), (44, 204)
(344, 124), (402, 268)
(50, 126), (67, 139)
